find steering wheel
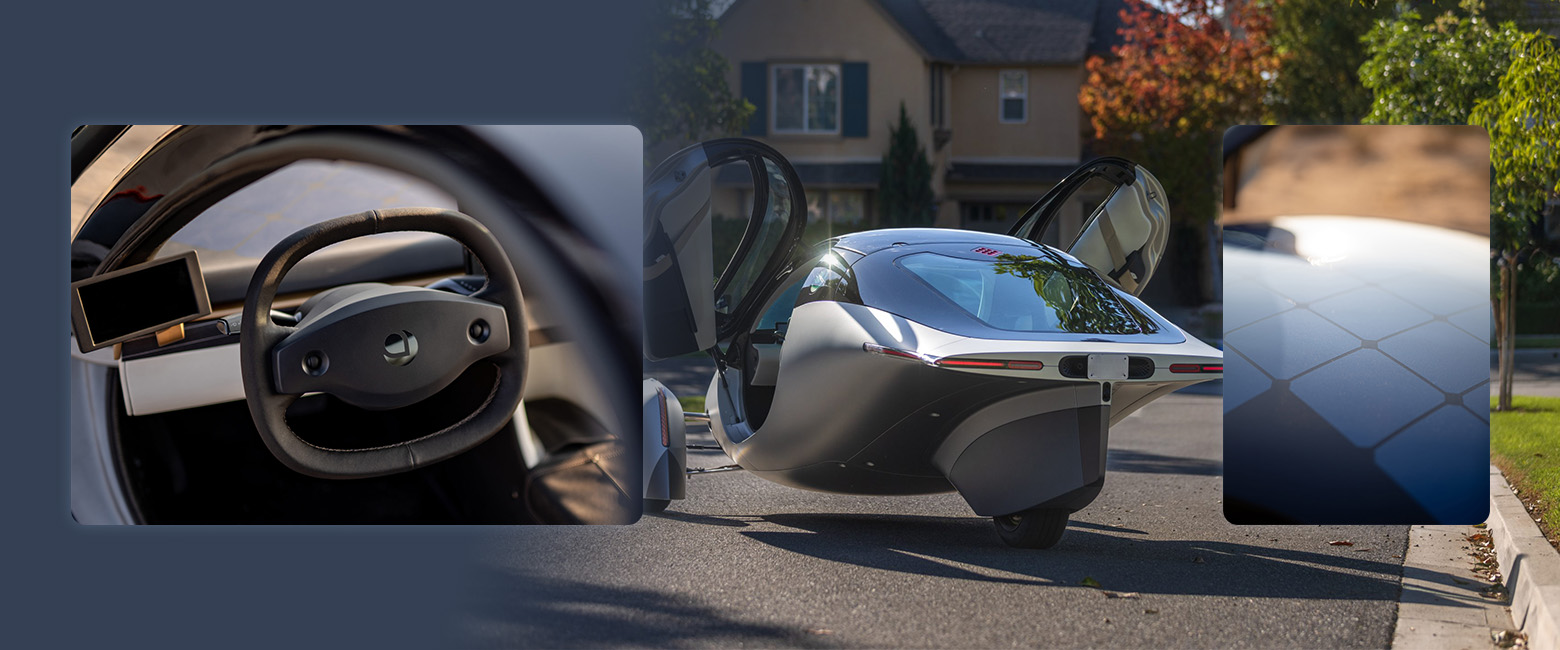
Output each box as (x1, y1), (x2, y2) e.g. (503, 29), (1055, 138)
(239, 207), (527, 479)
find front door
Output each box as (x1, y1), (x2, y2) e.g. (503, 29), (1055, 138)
(643, 139), (808, 360)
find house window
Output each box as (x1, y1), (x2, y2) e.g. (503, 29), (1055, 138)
(806, 189), (870, 225)
(999, 70), (1027, 124)
(773, 64), (841, 134)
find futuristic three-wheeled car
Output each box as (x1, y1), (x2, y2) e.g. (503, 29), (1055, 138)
(643, 139), (1222, 548)
(70, 125), (641, 524)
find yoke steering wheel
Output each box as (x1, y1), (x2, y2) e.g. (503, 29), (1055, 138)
(239, 207), (527, 479)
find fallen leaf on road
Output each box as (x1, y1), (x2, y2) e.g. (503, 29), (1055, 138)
(1491, 628), (1525, 648)
(1328, 540), (1354, 546)
(1080, 577), (1103, 588)
(1104, 591), (1140, 599)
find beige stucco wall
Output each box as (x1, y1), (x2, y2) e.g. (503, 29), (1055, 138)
(713, 0), (934, 162)
(947, 65), (1083, 161)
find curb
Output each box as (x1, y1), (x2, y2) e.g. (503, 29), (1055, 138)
(1489, 465), (1560, 650)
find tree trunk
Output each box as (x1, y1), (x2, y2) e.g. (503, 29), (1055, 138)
(1497, 253), (1517, 411)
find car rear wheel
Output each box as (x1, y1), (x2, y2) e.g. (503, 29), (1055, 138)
(993, 508), (1068, 549)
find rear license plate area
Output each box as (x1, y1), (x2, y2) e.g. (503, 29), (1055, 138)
(1087, 354), (1129, 380)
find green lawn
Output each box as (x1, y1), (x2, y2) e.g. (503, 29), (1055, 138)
(678, 395), (706, 414)
(1491, 396), (1560, 545)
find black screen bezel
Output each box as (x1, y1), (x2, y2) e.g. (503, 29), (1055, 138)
(70, 251), (212, 353)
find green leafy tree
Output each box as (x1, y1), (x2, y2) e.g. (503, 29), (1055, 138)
(877, 102), (935, 227)
(1359, 1), (1524, 124)
(1080, 0), (1278, 304)
(1361, 0), (1559, 410)
(1270, 0), (1392, 123)
(629, 0), (754, 148)
(1472, 31), (1560, 409)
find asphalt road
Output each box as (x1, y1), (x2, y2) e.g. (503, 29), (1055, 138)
(455, 370), (1415, 648)
(1491, 348), (1560, 398)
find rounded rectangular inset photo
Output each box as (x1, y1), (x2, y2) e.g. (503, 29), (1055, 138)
(1222, 124), (1492, 525)
(641, 138), (1223, 549)
(69, 125), (643, 524)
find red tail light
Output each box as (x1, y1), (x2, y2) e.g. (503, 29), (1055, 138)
(936, 357), (1044, 371)
(863, 344), (1044, 372)
(656, 389), (670, 447)
(1170, 363), (1222, 374)
(862, 342), (926, 362)
(936, 358), (1006, 368)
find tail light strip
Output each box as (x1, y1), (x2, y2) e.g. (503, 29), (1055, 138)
(862, 343), (1043, 371)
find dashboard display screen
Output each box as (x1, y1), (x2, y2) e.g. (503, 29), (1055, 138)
(72, 252), (210, 351)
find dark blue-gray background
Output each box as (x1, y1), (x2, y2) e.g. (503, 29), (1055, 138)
(5, 2), (648, 647)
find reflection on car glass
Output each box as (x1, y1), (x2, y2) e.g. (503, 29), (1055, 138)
(715, 157), (794, 315)
(899, 251), (1153, 335)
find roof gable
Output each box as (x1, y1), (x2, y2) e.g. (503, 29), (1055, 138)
(873, 0), (1131, 64)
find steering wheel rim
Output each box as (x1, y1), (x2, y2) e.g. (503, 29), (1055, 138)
(239, 207), (527, 479)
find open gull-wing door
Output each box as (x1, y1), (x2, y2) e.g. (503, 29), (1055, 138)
(643, 138), (808, 361)
(1008, 157), (1169, 296)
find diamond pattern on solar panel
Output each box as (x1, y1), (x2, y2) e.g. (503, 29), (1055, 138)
(1463, 382), (1491, 422)
(1224, 277), (1295, 331)
(1255, 262), (1364, 304)
(1225, 308), (1359, 380)
(1289, 349), (1444, 447)
(1374, 405), (1490, 523)
(1381, 276), (1487, 316)
(1310, 287), (1433, 341)
(1220, 347), (1271, 412)
(1378, 321), (1489, 393)
(1447, 305), (1492, 343)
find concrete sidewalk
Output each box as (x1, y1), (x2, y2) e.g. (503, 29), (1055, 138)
(1487, 466), (1560, 650)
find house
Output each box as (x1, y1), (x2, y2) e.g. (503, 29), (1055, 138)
(710, 0), (1130, 243)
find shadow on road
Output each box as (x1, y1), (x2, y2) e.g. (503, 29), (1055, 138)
(702, 512), (1453, 604)
(1106, 449), (1222, 476)
(459, 573), (840, 649)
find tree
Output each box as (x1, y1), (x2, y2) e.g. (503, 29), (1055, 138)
(1360, 0), (1559, 410)
(1080, 0), (1279, 303)
(1471, 31), (1560, 410)
(629, 0), (754, 149)
(877, 102), (935, 227)
(1359, 1), (1523, 125)
(1270, 0), (1391, 123)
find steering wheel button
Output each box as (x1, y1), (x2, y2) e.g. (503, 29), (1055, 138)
(302, 351), (328, 376)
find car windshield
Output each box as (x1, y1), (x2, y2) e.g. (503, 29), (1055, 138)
(897, 251), (1158, 335)
(164, 160), (455, 262)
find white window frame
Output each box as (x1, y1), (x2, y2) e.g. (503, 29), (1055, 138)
(998, 69), (1028, 124)
(771, 63), (843, 135)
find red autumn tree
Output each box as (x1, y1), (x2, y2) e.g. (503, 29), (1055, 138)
(1078, 0), (1279, 303)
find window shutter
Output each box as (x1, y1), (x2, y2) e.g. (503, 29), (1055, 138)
(740, 61), (768, 136)
(842, 62), (869, 138)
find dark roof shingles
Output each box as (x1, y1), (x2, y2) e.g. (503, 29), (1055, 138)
(875, 0), (1126, 64)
